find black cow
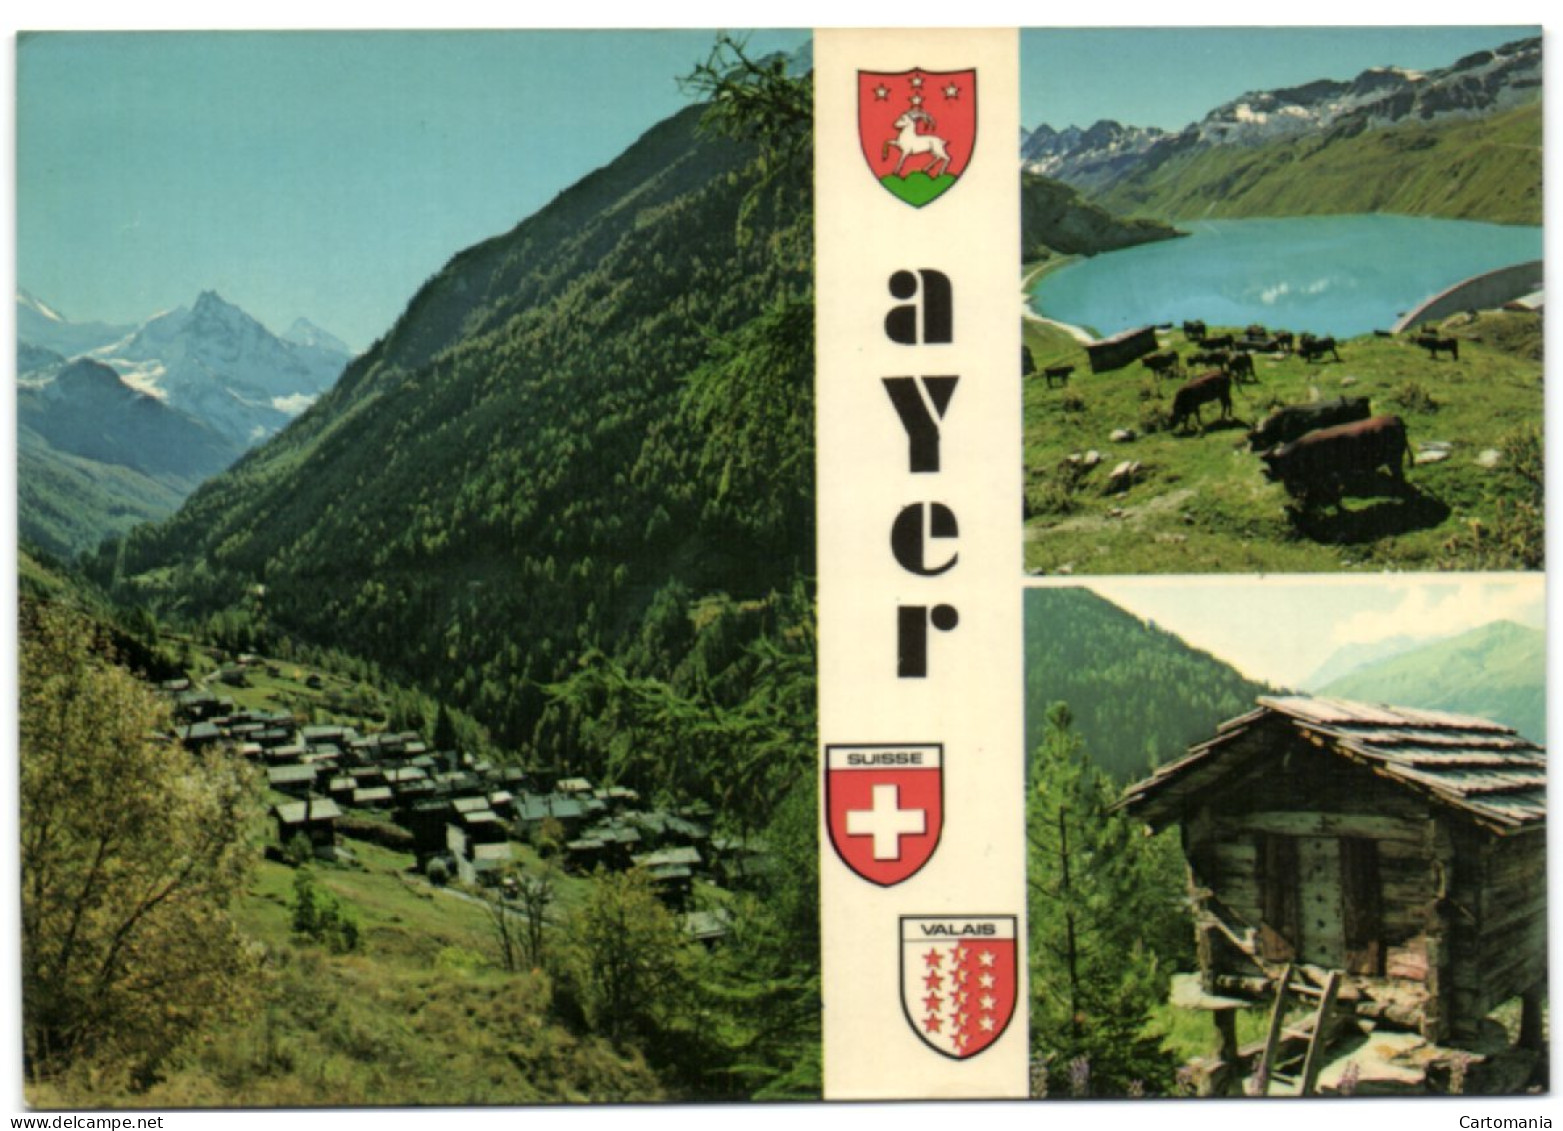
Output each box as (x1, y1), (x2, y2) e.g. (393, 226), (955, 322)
(1142, 349), (1181, 380)
(1189, 348), (1231, 370)
(1247, 396), (1371, 452)
(1227, 352), (1256, 383)
(1182, 319), (1208, 342)
(1260, 415), (1411, 508)
(1415, 335), (1460, 361)
(1201, 333), (1235, 351)
(1043, 364), (1074, 388)
(1298, 334), (1342, 363)
(1169, 371), (1233, 434)
(1271, 331), (1295, 354)
(1022, 344), (1037, 376)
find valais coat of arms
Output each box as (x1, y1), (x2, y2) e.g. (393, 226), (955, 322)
(901, 916), (1017, 1060)
(858, 68), (977, 207)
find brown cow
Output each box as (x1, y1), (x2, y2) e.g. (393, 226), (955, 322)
(1169, 370), (1232, 434)
(1259, 415), (1411, 509)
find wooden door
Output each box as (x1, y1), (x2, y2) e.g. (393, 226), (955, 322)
(1296, 836), (1346, 968)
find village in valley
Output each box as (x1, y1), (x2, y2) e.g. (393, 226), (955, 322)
(164, 645), (763, 942)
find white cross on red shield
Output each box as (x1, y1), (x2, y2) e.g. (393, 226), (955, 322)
(825, 743), (943, 886)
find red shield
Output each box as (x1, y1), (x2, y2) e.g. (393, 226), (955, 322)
(858, 68), (977, 208)
(901, 916), (1018, 1060)
(826, 743), (942, 887)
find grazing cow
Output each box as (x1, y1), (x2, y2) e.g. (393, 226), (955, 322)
(1271, 331), (1295, 354)
(1201, 333), (1235, 351)
(1182, 319), (1208, 342)
(1189, 348), (1231, 370)
(1246, 396), (1371, 452)
(1298, 334), (1342, 363)
(1245, 324), (1268, 341)
(1260, 415), (1411, 508)
(1169, 370), (1233, 434)
(1141, 349), (1181, 381)
(1415, 335), (1460, 361)
(1044, 364), (1074, 388)
(1227, 352), (1257, 383)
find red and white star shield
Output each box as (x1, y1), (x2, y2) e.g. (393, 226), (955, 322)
(900, 916), (1017, 1060)
(826, 743), (943, 887)
(858, 68), (978, 208)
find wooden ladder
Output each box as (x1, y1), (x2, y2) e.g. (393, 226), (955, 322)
(1256, 964), (1344, 1096)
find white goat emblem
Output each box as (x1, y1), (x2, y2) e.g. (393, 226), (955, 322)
(882, 109), (953, 178)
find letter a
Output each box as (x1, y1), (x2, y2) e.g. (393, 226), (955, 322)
(884, 269), (953, 344)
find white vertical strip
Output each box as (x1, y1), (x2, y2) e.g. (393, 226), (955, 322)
(815, 28), (1026, 1100)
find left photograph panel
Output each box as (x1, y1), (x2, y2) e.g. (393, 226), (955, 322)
(15, 30), (820, 1107)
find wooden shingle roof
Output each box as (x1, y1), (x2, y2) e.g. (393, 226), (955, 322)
(1120, 696), (1545, 836)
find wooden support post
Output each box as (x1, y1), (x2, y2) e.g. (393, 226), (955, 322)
(1519, 981), (1547, 1051)
(1213, 1009), (1241, 1096)
(1422, 818), (1454, 1043)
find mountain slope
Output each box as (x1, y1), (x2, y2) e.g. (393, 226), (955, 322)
(103, 99), (813, 756)
(1318, 620), (1544, 743)
(1020, 172), (1182, 261)
(1302, 633), (1438, 690)
(1094, 102), (1541, 225)
(18, 360), (246, 557)
(1024, 588), (1274, 781)
(20, 359), (241, 481)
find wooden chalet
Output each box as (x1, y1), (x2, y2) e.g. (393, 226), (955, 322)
(273, 797), (343, 856)
(1120, 696), (1545, 1089)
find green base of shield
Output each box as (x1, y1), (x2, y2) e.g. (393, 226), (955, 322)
(879, 171), (959, 208)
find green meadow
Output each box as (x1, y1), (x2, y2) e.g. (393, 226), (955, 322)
(1021, 310), (1543, 575)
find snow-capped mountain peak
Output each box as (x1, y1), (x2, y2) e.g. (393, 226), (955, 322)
(82, 291), (350, 447)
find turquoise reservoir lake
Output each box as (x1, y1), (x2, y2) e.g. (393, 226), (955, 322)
(1027, 216), (1543, 340)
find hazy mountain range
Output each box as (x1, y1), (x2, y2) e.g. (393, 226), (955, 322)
(16, 289), (352, 556)
(1314, 620), (1544, 743)
(1021, 36), (1541, 224)
(1025, 590), (1544, 780)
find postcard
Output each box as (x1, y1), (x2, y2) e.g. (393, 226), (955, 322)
(8, 22), (1548, 1114)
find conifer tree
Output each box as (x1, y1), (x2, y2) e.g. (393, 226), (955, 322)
(1027, 702), (1187, 1096)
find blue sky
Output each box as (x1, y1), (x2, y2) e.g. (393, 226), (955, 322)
(16, 29), (808, 351)
(1022, 26), (1539, 133)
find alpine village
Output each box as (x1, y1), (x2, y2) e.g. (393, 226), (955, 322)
(17, 33), (1546, 1106)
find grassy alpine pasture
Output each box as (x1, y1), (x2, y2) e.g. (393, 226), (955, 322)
(1022, 310), (1543, 575)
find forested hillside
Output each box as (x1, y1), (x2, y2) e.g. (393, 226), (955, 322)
(1023, 588), (1274, 781)
(95, 66), (813, 779)
(1021, 172), (1182, 261)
